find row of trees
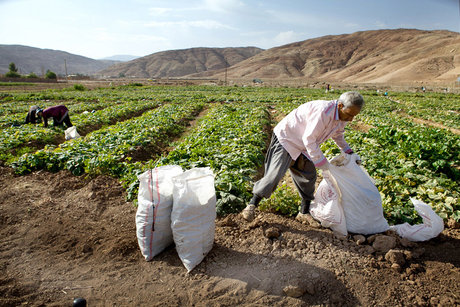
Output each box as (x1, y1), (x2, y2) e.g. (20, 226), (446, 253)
(4, 62), (57, 80)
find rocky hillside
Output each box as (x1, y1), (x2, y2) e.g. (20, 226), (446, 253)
(191, 29), (460, 84)
(0, 45), (117, 76)
(98, 47), (263, 78)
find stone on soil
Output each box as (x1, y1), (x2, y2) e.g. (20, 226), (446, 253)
(353, 235), (366, 245)
(372, 235), (396, 253)
(385, 249), (406, 266)
(264, 227), (280, 239)
(283, 285), (305, 298)
(399, 237), (417, 248)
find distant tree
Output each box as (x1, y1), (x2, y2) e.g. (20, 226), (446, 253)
(45, 70), (57, 80)
(5, 62), (21, 78)
(8, 62), (18, 72)
(5, 71), (21, 78)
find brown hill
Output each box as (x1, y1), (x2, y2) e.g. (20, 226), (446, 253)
(0, 45), (117, 76)
(98, 47), (263, 78)
(191, 29), (460, 84)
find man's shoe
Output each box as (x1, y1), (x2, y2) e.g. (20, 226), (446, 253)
(296, 212), (321, 228)
(242, 204), (256, 222)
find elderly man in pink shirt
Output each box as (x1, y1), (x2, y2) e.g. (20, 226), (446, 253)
(36, 105), (73, 128)
(242, 91), (364, 225)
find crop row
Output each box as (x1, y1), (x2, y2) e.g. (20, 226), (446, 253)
(387, 93), (460, 129)
(2, 85), (458, 223)
(119, 103), (271, 215)
(259, 93), (458, 224)
(11, 101), (204, 176)
(324, 96), (459, 224)
(0, 100), (129, 127)
(0, 99), (161, 163)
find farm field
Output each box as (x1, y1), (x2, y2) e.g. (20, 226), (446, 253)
(0, 84), (459, 306)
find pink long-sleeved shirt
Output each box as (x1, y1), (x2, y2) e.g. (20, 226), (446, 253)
(273, 100), (353, 167)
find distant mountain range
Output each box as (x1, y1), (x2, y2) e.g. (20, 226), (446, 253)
(189, 29), (460, 84)
(0, 45), (118, 76)
(1, 29), (459, 84)
(98, 47), (263, 78)
(100, 55), (140, 62)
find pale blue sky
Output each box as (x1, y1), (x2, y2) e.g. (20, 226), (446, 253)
(1, 0), (459, 59)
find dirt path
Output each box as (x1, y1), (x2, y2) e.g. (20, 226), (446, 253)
(410, 116), (460, 135)
(0, 167), (459, 306)
(389, 97), (459, 135)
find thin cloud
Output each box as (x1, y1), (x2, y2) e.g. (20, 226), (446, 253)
(145, 20), (236, 30)
(374, 21), (387, 28)
(131, 34), (169, 43)
(274, 31), (300, 46)
(203, 0), (245, 12)
(148, 7), (173, 15)
(265, 9), (323, 27)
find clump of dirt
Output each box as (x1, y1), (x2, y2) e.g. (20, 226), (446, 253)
(0, 167), (459, 306)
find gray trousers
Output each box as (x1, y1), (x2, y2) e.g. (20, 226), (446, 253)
(253, 134), (317, 204)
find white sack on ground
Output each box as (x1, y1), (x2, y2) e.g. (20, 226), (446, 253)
(390, 198), (444, 242)
(136, 165), (183, 261)
(311, 154), (390, 236)
(310, 173), (348, 236)
(328, 154), (390, 235)
(65, 126), (80, 140)
(171, 167), (216, 272)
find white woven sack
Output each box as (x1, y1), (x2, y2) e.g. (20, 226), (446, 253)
(65, 126), (80, 140)
(171, 167), (216, 272)
(328, 154), (390, 235)
(310, 172), (348, 236)
(390, 198), (444, 241)
(136, 165), (183, 261)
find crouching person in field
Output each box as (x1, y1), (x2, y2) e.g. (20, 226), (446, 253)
(25, 105), (42, 124)
(36, 105), (73, 128)
(241, 91), (364, 227)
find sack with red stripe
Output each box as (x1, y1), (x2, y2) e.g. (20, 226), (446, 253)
(171, 167), (216, 272)
(136, 165), (183, 261)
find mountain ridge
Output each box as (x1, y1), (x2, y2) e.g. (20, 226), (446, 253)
(0, 45), (117, 76)
(188, 29), (460, 84)
(1, 29), (459, 84)
(98, 47), (264, 78)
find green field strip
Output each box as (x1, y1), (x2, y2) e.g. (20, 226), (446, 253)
(0, 99), (162, 163)
(11, 101), (204, 177)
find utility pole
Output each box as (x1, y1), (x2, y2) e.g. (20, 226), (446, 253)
(64, 59), (68, 80)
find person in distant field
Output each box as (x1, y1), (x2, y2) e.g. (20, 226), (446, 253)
(241, 91), (364, 227)
(36, 105), (73, 128)
(25, 105), (41, 124)
(325, 84), (330, 93)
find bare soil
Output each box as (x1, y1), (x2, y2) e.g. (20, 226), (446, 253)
(0, 166), (459, 307)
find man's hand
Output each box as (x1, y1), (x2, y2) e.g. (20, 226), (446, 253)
(350, 153), (362, 165)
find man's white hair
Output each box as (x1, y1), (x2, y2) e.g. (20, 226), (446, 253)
(338, 91), (364, 108)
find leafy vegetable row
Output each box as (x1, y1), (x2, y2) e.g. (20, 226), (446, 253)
(0, 99), (160, 163)
(11, 101), (204, 177)
(121, 103), (270, 215)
